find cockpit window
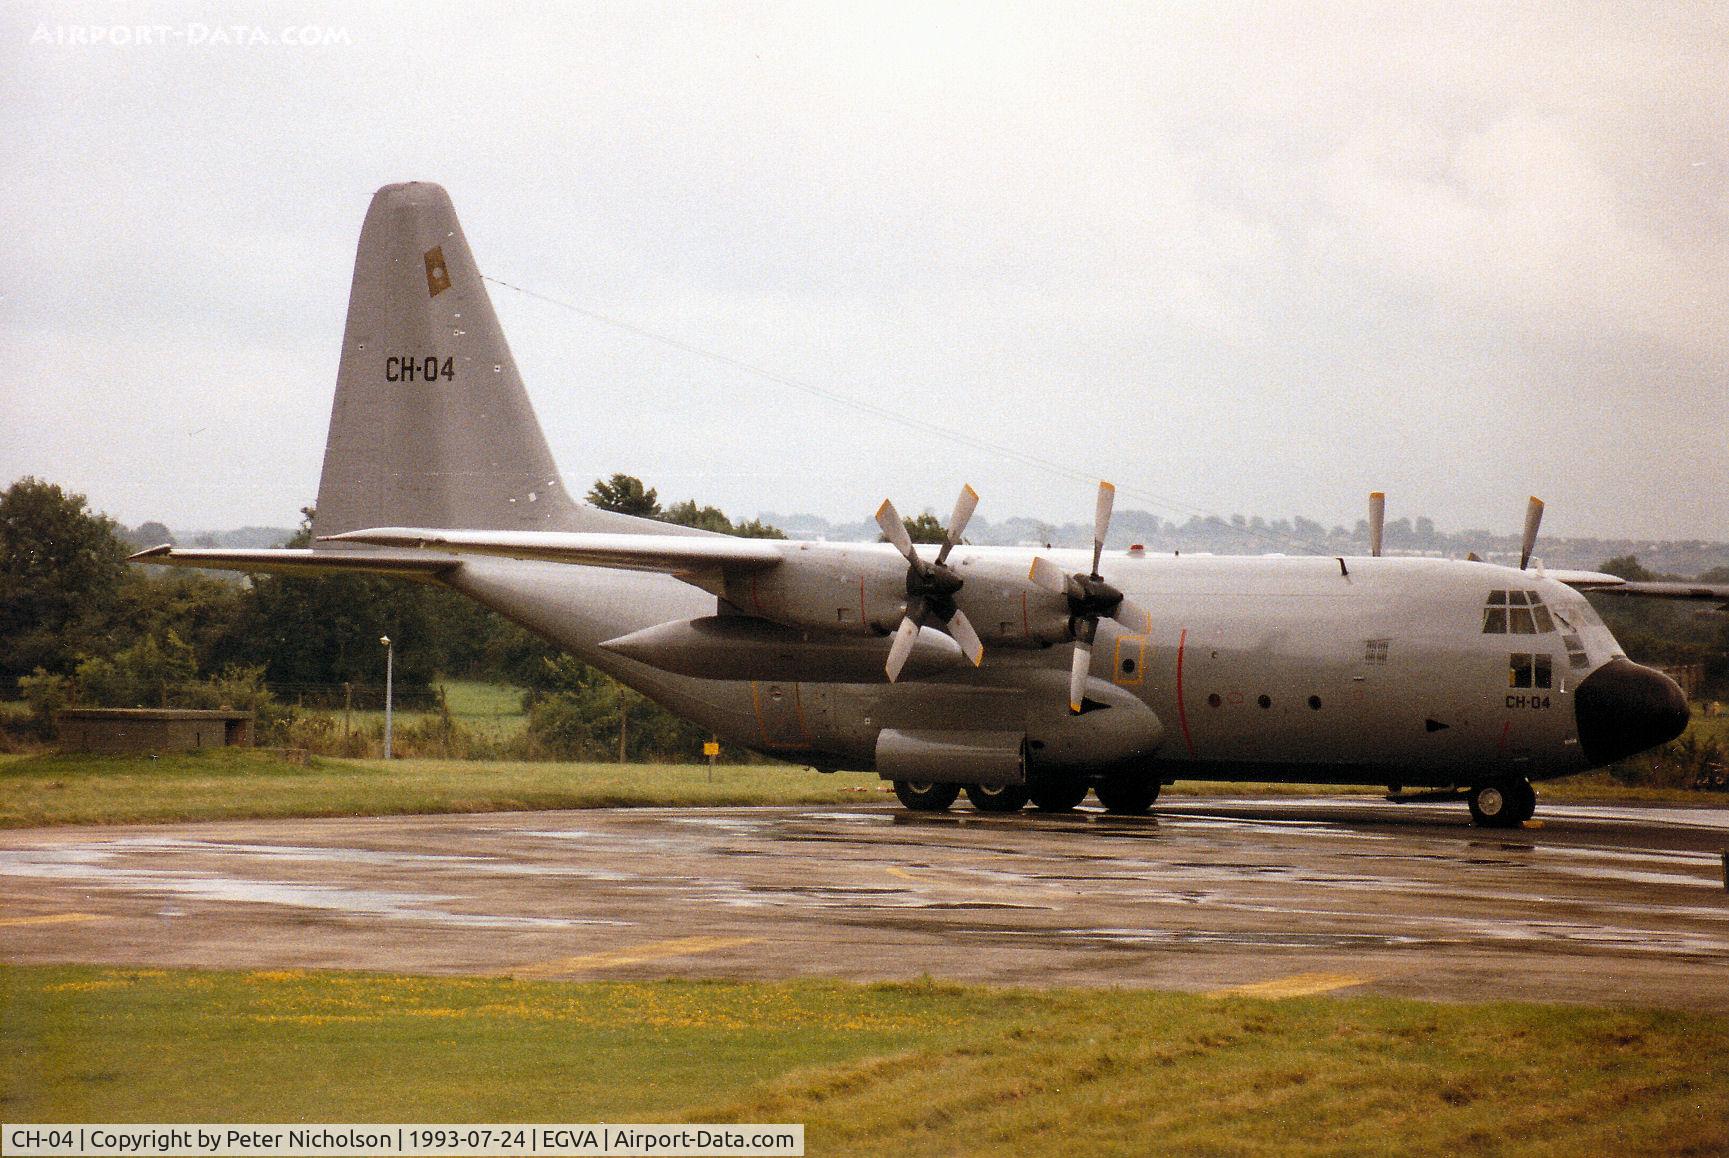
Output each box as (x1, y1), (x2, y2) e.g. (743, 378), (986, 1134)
(1483, 590), (1554, 634)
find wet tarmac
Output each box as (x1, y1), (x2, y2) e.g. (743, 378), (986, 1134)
(2, 798), (1726, 1011)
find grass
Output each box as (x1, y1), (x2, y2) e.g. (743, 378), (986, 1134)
(0, 749), (888, 828)
(1, 747), (1724, 829)
(2, 965), (1725, 1155)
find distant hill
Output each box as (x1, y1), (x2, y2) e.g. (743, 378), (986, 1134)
(756, 510), (1729, 579)
(118, 524), (296, 550)
(122, 511), (1729, 579)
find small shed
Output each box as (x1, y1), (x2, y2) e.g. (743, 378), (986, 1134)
(55, 708), (255, 754)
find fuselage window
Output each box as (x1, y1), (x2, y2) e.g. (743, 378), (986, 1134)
(1509, 653), (1553, 689)
(1364, 639), (1389, 663)
(1562, 633), (1589, 669)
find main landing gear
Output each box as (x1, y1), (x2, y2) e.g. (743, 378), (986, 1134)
(892, 780), (961, 811)
(965, 782), (1031, 812)
(1093, 773), (1160, 816)
(1467, 779), (1536, 828)
(889, 774), (1163, 816)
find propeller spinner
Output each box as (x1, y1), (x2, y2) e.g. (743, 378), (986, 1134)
(1029, 482), (1154, 713)
(875, 485), (986, 682)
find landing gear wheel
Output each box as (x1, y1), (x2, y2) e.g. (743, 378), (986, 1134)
(1468, 779), (1535, 828)
(1095, 774), (1160, 816)
(965, 782), (1030, 812)
(893, 780), (960, 812)
(1028, 776), (1089, 812)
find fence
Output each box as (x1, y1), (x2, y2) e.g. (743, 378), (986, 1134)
(266, 682), (443, 712)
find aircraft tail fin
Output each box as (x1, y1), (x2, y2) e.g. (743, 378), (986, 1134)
(311, 182), (645, 540)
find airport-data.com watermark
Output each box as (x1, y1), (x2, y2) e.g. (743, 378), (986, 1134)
(28, 23), (353, 48)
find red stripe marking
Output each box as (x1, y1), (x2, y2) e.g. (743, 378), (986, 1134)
(1175, 628), (1194, 757)
(1021, 592), (1030, 637)
(1497, 721), (1510, 753)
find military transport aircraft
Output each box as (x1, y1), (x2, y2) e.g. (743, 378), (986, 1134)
(133, 182), (1708, 827)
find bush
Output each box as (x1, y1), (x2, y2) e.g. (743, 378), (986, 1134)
(526, 691), (609, 761)
(1608, 734), (1727, 791)
(16, 668), (70, 739)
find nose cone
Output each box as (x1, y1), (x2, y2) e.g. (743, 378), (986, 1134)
(1574, 658), (1689, 767)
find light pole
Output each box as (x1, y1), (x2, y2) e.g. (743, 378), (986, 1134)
(380, 635), (393, 759)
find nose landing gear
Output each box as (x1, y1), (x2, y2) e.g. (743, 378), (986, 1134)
(1468, 779), (1536, 828)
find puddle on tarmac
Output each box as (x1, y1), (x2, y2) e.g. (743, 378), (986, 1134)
(983, 927), (1428, 950)
(0, 847), (624, 930)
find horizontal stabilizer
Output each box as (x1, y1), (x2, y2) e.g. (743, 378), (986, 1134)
(319, 527), (784, 574)
(128, 545), (460, 581)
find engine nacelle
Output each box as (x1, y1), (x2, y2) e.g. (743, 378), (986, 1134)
(722, 545), (1072, 646)
(875, 728), (1026, 786)
(1026, 678), (1164, 771)
(601, 615), (967, 683)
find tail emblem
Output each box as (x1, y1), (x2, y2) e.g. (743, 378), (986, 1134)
(423, 246), (452, 297)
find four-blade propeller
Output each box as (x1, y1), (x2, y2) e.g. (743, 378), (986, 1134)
(875, 485), (985, 682)
(1028, 482), (1154, 713)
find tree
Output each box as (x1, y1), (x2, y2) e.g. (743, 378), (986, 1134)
(223, 508), (441, 699)
(587, 474), (660, 518)
(0, 477), (129, 687)
(900, 512), (948, 544)
(1600, 555), (1657, 582)
(121, 521), (175, 549)
(662, 498), (786, 539)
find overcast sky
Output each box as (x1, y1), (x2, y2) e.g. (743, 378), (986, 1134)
(2, 2), (1725, 541)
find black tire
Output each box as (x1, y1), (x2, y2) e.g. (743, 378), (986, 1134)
(893, 780), (960, 812)
(1028, 776), (1090, 812)
(1095, 774), (1160, 815)
(1468, 780), (1534, 828)
(965, 782), (1030, 812)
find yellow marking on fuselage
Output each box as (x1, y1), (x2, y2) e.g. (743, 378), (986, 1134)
(508, 936), (758, 977)
(1206, 971), (1371, 999)
(0, 913), (107, 928)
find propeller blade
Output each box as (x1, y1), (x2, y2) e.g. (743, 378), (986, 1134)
(876, 499), (918, 566)
(945, 608), (985, 667)
(935, 484), (978, 566)
(1068, 638), (1092, 714)
(1092, 481), (1115, 577)
(1369, 491), (1385, 558)
(1519, 496), (1544, 571)
(1028, 555), (1070, 595)
(1111, 596), (1154, 635)
(884, 615), (922, 683)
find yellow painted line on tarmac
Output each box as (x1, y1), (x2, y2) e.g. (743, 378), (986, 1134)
(509, 936), (759, 978)
(0, 912), (107, 928)
(1206, 971), (1372, 999)
(885, 866), (926, 882)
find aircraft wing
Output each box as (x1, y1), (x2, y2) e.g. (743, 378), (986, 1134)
(128, 545), (462, 582)
(1546, 570), (1633, 591)
(1599, 580), (1729, 604)
(1551, 569), (1729, 607)
(319, 527), (785, 574)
